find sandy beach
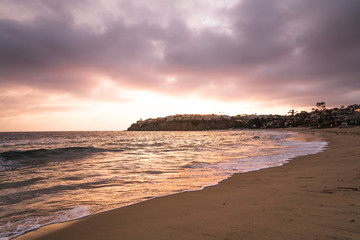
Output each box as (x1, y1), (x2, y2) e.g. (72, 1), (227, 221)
(17, 127), (360, 240)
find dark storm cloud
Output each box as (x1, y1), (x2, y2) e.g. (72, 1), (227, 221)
(1, 0), (360, 107)
(164, 0), (293, 69)
(162, 0), (360, 106)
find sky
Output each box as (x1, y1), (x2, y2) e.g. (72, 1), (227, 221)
(1, 0), (360, 131)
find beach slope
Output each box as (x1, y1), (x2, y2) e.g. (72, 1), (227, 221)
(17, 128), (360, 240)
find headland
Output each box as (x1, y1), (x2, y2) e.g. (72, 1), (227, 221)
(127, 103), (360, 131)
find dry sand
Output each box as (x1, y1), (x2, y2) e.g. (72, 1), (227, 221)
(17, 127), (360, 240)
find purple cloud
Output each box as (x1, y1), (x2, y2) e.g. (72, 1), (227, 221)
(0, 0), (359, 110)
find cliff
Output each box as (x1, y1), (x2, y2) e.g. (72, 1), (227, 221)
(127, 119), (234, 131)
(127, 105), (360, 131)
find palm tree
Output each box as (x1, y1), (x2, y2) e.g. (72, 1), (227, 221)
(316, 102), (326, 111)
(288, 109), (297, 117)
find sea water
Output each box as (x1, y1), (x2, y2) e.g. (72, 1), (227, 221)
(0, 130), (327, 239)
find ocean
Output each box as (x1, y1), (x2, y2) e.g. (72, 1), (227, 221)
(0, 130), (327, 239)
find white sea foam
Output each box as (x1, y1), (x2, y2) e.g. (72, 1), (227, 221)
(0, 157), (15, 171)
(195, 137), (327, 177)
(53, 206), (90, 223)
(0, 206), (90, 240)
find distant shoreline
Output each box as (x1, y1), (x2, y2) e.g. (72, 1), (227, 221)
(128, 104), (360, 131)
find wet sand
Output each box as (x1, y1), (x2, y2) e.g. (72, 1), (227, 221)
(17, 127), (360, 240)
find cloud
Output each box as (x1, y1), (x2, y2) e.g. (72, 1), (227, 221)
(0, 0), (360, 113)
(0, 87), (78, 119)
(0, 6), (162, 90)
(161, 0), (360, 106)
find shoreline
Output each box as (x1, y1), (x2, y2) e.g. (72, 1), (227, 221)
(17, 127), (360, 240)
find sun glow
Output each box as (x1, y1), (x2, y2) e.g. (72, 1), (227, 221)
(0, 85), (291, 132)
(166, 76), (177, 83)
(131, 91), (256, 119)
(0, 82), (291, 131)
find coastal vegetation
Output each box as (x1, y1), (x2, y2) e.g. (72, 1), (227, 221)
(127, 103), (360, 131)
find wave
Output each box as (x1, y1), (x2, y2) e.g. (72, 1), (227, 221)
(182, 161), (209, 169)
(0, 147), (106, 171)
(0, 206), (90, 240)
(0, 147), (100, 160)
(0, 177), (45, 190)
(0, 179), (127, 205)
